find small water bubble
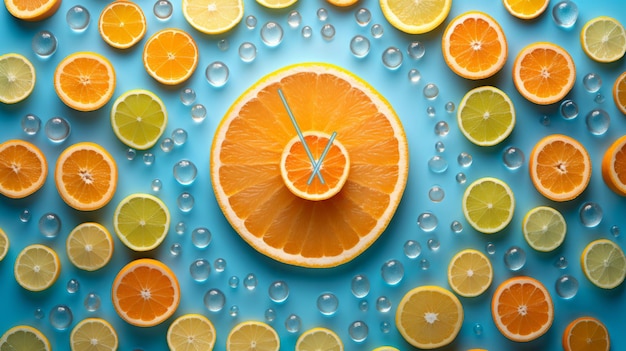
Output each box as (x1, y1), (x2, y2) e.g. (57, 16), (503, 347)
(84, 292), (101, 312)
(428, 186), (445, 202)
(245, 15), (257, 29)
(264, 308), (276, 322)
(204, 289), (225, 312)
(171, 128), (188, 145)
(268, 281), (289, 303)
(214, 258), (226, 272)
(126, 148), (136, 161)
(556, 275), (579, 299)
(380, 321), (391, 334)
(594, 93), (605, 104)
(321, 24), (335, 40)
(153, 0), (173, 20)
(445, 101), (455, 113)
(67, 278), (80, 294)
(355, 8), (371, 26)
(34, 308), (45, 320)
(408, 69), (421, 84)
(317, 293), (339, 315)
(39, 213), (61, 238)
(19, 209), (31, 223)
(192, 227), (212, 248)
(244, 273), (258, 290)
(239, 42), (257, 62)
(502, 147), (525, 169)
(583, 73), (602, 93)
(21, 114), (41, 135)
(486, 242), (496, 255)
(586, 109), (610, 135)
(317, 8), (328, 21)
(358, 300), (369, 311)
(205, 61), (229, 87)
(427, 106), (436, 117)
(350, 35), (370, 58)
(229, 305), (239, 317)
(451, 220), (463, 233)
(173, 160), (197, 185)
(540, 115), (551, 126)
(160, 138), (174, 152)
(371, 24), (384, 38)
(49, 305), (73, 330)
(552, 1), (578, 28)
(381, 259), (404, 285)
(456, 172), (467, 184)
(65, 6), (91, 33)
(417, 212), (438, 231)
(423, 83), (439, 99)
(285, 314), (302, 333)
(45, 116), (70, 143)
(177, 192), (194, 212)
(435, 121), (449, 136)
(579, 202), (602, 227)
(349, 321), (368, 342)
(457, 152), (472, 167)
(427, 238), (440, 251)
(190, 259), (211, 282)
(382, 47), (403, 70)
(191, 104), (207, 123)
(229, 276), (240, 288)
(473, 323), (484, 336)
(504, 246), (526, 271)
(175, 221), (186, 235)
(143, 152), (155, 165)
(151, 179), (162, 192)
(611, 225), (620, 238)
(261, 21), (284, 46)
(351, 274), (370, 298)
(287, 11), (302, 28)
(407, 41), (426, 59)
(217, 39), (229, 51)
(435, 141), (445, 153)
(555, 256), (568, 269)
(170, 243), (182, 256)
(301, 26), (313, 38)
(32, 30), (57, 58)
(428, 155), (448, 173)
(376, 296), (391, 312)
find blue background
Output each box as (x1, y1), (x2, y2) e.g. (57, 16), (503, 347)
(1, 0), (625, 350)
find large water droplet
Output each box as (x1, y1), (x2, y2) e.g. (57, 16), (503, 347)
(285, 314), (302, 333)
(84, 292), (101, 312)
(351, 274), (370, 298)
(239, 42), (257, 62)
(177, 192), (194, 212)
(153, 0), (173, 20)
(32, 30), (57, 57)
(350, 35), (370, 58)
(586, 109), (610, 135)
(407, 41), (425, 59)
(21, 114), (41, 135)
(579, 202), (602, 227)
(192, 227), (212, 248)
(190, 259), (211, 282)
(370, 24), (383, 38)
(317, 293), (339, 315)
(171, 128), (188, 145)
(66, 5), (90, 31)
(204, 289), (225, 312)
(261, 21), (284, 46)
(457, 152), (473, 167)
(355, 8), (371, 26)
(45, 116), (70, 142)
(504, 246), (526, 271)
(428, 155), (448, 173)
(382, 47), (403, 70)
(555, 274), (578, 299)
(376, 296), (392, 312)
(268, 281), (289, 303)
(49, 305), (73, 330)
(428, 185), (445, 202)
(423, 83), (439, 99)
(244, 273), (257, 290)
(39, 213), (61, 238)
(381, 259), (404, 285)
(173, 160), (197, 185)
(321, 24), (335, 40)
(205, 61), (229, 87)
(287, 11), (302, 28)
(583, 73), (602, 93)
(552, 1), (578, 28)
(417, 212), (438, 231)
(502, 146), (525, 169)
(349, 321), (368, 342)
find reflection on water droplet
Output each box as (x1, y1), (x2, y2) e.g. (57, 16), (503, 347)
(586, 109), (609, 135)
(349, 321), (368, 342)
(381, 259), (404, 285)
(171, 128), (188, 145)
(321, 24), (335, 40)
(192, 227), (211, 248)
(404, 240), (421, 259)
(427, 106), (436, 117)
(190, 259), (211, 282)
(371, 24), (384, 38)
(217, 39), (229, 51)
(67, 279), (79, 294)
(245, 15), (257, 29)
(173, 160), (197, 185)
(486, 242), (496, 255)
(380, 321), (391, 333)
(39, 213), (61, 238)
(435, 121), (449, 136)
(175, 221), (186, 235)
(285, 314), (302, 333)
(214, 258), (226, 272)
(502, 147), (524, 169)
(445, 101), (455, 112)
(456, 172), (466, 184)
(19, 209), (31, 223)
(35, 308), (45, 320)
(170, 243), (182, 256)
(244, 273), (258, 290)
(579, 202), (602, 227)
(474, 323), (483, 336)
(317, 293), (338, 315)
(205, 61), (229, 87)
(45, 116), (70, 142)
(21, 114), (41, 135)
(268, 281), (289, 303)
(261, 21), (284, 46)
(428, 155), (448, 173)
(151, 178), (162, 192)
(355, 8), (371, 26)
(407, 41), (425, 59)
(229, 276), (239, 288)
(540, 115), (551, 126)
(160, 138), (174, 152)
(552, 0), (578, 28)
(417, 212), (438, 231)
(611, 225), (620, 238)
(594, 93), (605, 104)
(153, 0), (173, 20)
(376, 296), (391, 312)
(359, 300), (368, 311)
(351, 274), (370, 298)
(66, 5), (90, 31)
(427, 238), (440, 251)
(504, 246), (526, 271)
(287, 11), (301, 28)
(317, 8), (328, 21)
(451, 220), (463, 233)
(229, 305), (239, 317)
(408, 69), (421, 84)
(126, 148), (136, 160)
(435, 141), (445, 153)
(382, 47), (403, 69)
(428, 186), (445, 202)
(301, 26), (313, 38)
(239, 42), (257, 62)
(423, 83), (439, 99)
(583, 73), (602, 93)
(84, 292), (101, 312)
(457, 152), (472, 167)
(555, 275), (578, 299)
(191, 104), (207, 123)
(177, 192), (194, 212)
(32, 30), (57, 57)
(49, 305), (73, 330)
(265, 308), (276, 322)
(555, 256), (568, 269)
(350, 35), (370, 58)
(204, 289), (225, 312)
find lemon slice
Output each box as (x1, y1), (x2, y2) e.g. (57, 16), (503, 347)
(372, 347), (400, 351)
(182, 0), (244, 35)
(0, 228), (9, 262)
(380, 0), (451, 34)
(256, 0), (297, 8)
(66, 222), (114, 271)
(457, 86), (515, 146)
(447, 249), (493, 297)
(522, 206), (566, 252)
(581, 239), (626, 289)
(581, 16), (626, 63)
(0, 53), (36, 104)
(14, 244), (60, 292)
(110, 89), (168, 150)
(0, 325), (51, 350)
(113, 193), (170, 251)
(462, 177), (515, 234)
(295, 327), (343, 351)
(70, 318), (119, 351)
(167, 314), (216, 351)
(226, 321), (279, 351)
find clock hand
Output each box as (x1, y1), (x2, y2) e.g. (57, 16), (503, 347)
(307, 131), (337, 185)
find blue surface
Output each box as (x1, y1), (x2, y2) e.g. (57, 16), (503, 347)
(1, 0), (626, 350)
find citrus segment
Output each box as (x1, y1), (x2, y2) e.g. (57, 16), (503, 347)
(447, 249), (493, 297)
(167, 314), (216, 351)
(99, 0), (147, 49)
(70, 318), (119, 351)
(462, 177), (515, 234)
(113, 193), (170, 251)
(0, 325), (51, 351)
(442, 12), (508, 80)
(143, 28), (198, 85)
(66, 222), (114, 271)
(380, 0), (451, 34)
(529, 134), (591, 201)
(14, 244), (60, 292)
(182, 0), (244, 35)
(112, 258), (180, 327)
(602, 135), (626, 196)
(0, 228), (8, 262)
(580, 16), (626, 63)
(0, 53), (35, 104)
(457, 86), (515, 146)
(0, 139), (47, 199)
(3, 0), (60, 21)
(502, 0), (549, 20)
(581, 239), (626, 289)
(296, 327), (343, 351)
(226, 321), (279, 351)
(256, 0), (297, 8)
(110, 89), (168, 150)
(522, 206), (567, 252)
(562, 316), (610, 351)
(613, 71), (626, 115)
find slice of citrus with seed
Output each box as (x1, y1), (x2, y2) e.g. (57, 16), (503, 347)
(602, 135), (626, 196)
(380, 0), (451, 34)
(462, 177), (515, 234)
(0, 53), (36, 104)
(522, 206), (567, 252)
(580, 16), (626, 63)
(226, 321), (280, 351)
(581, 239), (626, 289)
(70, 318), (119, 351)
(55, 142), (118, 211)
(296, 327), (343, 351)
(447, 249), (493, 297)
(562, 316), (610, 351)
(112, 258), (180, 327)
(66, 222), (114, 271)
(396, 285), (463, 349)
(442, 12), (508, 80)
(0, 228), (9, 262)
(0, 325), (51, 350)
(502, 0), (549, 20)
(167, 314), (216, 351)
(14, 244), (60, 292)
(110, 89), (168, 150)
(491, 276), (554, 342)
(3, 0), (60, 21)
(113, 193), (170, 251)
(256, 0), (297, 8)
(0, 139), (47, 199)
(143, 28), (198, 85)
(529, 134), (591, 202)
(513, 42), (575, 105)
(54, 52), (116, 112)
(457, 86), (515, 146)
(613, 71), (626, 115)
(182, 0), (244, 35)
(99, 0), (147, 49)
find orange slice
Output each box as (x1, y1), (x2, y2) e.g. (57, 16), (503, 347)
(513, 42), (576, 105)
(111, 258), (180, 327)
(491, 276), (554, 342)
(0, 139), (47, 199)
(562, 316), (610, 351)
(142, 28), (199, 85)
(602, 135), (626, 196)
(99, 0), (147, 49)
(210, 63), (409, 268)
(502, 0), (549, 20)
(529, 134), (591, 201)
(4, 0), (61, 21)
(613, 71), (626, 115)
(54, 52), (116, 112)
(54, 142), (118, 211)
(442, 12), (508, 80)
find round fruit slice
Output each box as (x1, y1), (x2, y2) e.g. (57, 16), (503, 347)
(54, 52), (116, 112)
(602, 135), (626, 196)
(442, 12), (508, 80)
(110, 89), (168, 150)
(580, 16), (626, 63)
(14, 244), (60, 291)
(447, 249), (493, 297)
(0, 53), (36, 104)
(562, 316), (610, 351)
(613, 71), (626, 115)
(513, 42), (575, 105)
(4, 0), (60, 21)
(0, 228), (9, 262)
(113, 193), (170, 251)
(372, 347), (400, 351)
(0, 325), (51, 350)
(380, 0), (451, 34)
(396, 285), (463, 349)
(529, 134), (591, 202)
(99, 0), (147, 49)
(70, 318), (119, 351)
(226, 321), (280, 351)
(0, 139), (47, 199)
(581, 239), (626, 289)
(55, 142), (118, 211)
(457, 86), (515, 146)
(167, 314), (216, 351)
(296, 327), (343, 351)
(502, 0), (549, 20)
(522, 206), (567, 252)
(66, 222), (114, 271)
(462, 177), (515, 234)
(143, 29), (198, 85)
(182, 0), (244, 35)
(492, 276), (554, 342)
(112, 258), (180, 327)
(256, 0), (297, 8)
(326, 0), (358, 6)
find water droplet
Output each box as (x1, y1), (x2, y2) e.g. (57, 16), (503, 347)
(214, 258), (226, 272)
(317, 8), (328, 21)
(355, 8), (371, 26)
(175, 221), (186, 235)
(350, 35), (370, 58)
(170, 243), (182, 256)
(285, 314), (302, 333)
(21, 114), (41, 135)
(428, 186), (445, 202)
(261, 21), (284, 46)
(370, 24), (384, 38)
(229, 276), (239, 288)
(32, 30), (57, 57)
(407, 41), (425, 59)
(45, 116), (70, 142)
(192, 227), (212, 248)
(67, 278), (80, 294)
(205, 61), (229, 87)
(49, 305), (73, 330)
(552, 0), (578, 28)
(317, 293), (339, 315)
(244, 273), (257, 290)
(268, 281), (289, 303)
(190, 259), (211, 282)
(456, 172), (467, 184)
(594, 93), (605, 104)
(287, 11), (302, 28)
(229, 305), (239, 317)
(359, 300), (369, 311)
(428, 155), (448, 173)
(84, 292), (101, 312)
(408, 69), (421, 84)
(427, 238), (440, 251)
(473, 323), (483, 336)
(457, 152), (472, 167)
(445, 101), (456, 112)
(301, 26), (313, 38)
(239, 42), (257, 62)
(204, 289), (225, 312)
(586, 108), (610, 135)
(126, 148), (136, 161)
(173, 160), (197, 185)
(151, 179), (162, 192)
(19, 209), (31, 223)
(502, 147), (525, 169)
(435, 141), (445, 153)
(611, 225), (620, 238)
(417, 212), (438, 232)
(217, 39), (229, 51)
(376, 296), (391, 312)
(381, 259), (404, 285)
(66, 5), (90, 31)
(426, 106), (436, 117)
(34, 308), (45, 320)
(143, 152), (154, 165)
(245, 15), (257, 29)
(540, 115), (551, 126)
(382, 47), (403, 70)
(579, 202), (602, 227)
(555, 275), (578, 299)
(423, 83), (439, 99)
(171, 128), (188, 145)
(191, 104), (207, 123)
(264, 308), (276, 322)
(153, 0), (173, 20)
(177, 192), (194, 212)
(39, 213), (61, 238)
(434, 121), (449, 136)
(380, 321), (391, 333)
(349, 321), (368, 342)
(555, 256), (568, 269)
(160, 138), (174, 152)
(451, 220), (463, 233)
(486, 242), (496, 255)
(321, 24), (335, 40)
(583, 73), (602, 93)
(351, 274), (370, 298)
(504, 246), (526, 271)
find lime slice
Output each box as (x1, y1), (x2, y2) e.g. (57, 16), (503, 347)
(0, 228), (9, 261)
(0, 53), (36, 104)
(447, 248), (493, 297)
(70, 318), (119, 351)
(14, 244), (60, 292)
(66, 222), (114, 271)
(522, 206), (566, 252)
(167, 314), (216, 351)
(111, 89), (167, 150)
(462, 177), (515, 234)
(0, 325), (51, 351)
(581, 16), (626, 63)
(113, 193), (170, 251)
(295, 327), (343, 351)
(581, 239), (626, 289)
(457, 86), (515, 146)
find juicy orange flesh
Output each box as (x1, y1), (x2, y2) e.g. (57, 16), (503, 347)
(58, 57), (112, 104)
(566, 319), (609, 350)
(448, 16), (503, 73)
(506, 0), (546, 15)
(11, 0), (50, 12)
(100, 2), (145, 43)
(518, 48), (572, 98)
(616, 75), (626, 112)
(0, 144), (44, 192)
(115, 265), (177, 322)
(495, 282), (551, 336)
(144, 31), (197, 81)
(534, 140), (587, 195)
(398, 290), (461, 345)
(614, 142), (626, 185)
(60, 149), (114, 203)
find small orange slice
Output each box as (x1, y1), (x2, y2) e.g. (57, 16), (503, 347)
(0, 140), (47, 199)
(602, 135), (626, 196)
(613, 71), (626, 115)
(4, 0), (61, 21)
(442, 11), (508, 80)
(502, 0), (549, 20)
(99, 0), (147, 49)
(513, 42), (576, 105)
(142, 28), (199, 85)
(112, 258), (180, 327)
(562, 316), (610, 351)
(54, 142), (118, 211)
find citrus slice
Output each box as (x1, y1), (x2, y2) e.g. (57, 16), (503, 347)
(457, 86), (515, 146)
(0, 53), (35, 104)
(66, 222), (114, 271)
(380, 0), (451, 34)
(0, 139), (47, 199)
(3, 0), (60, 21)
(326, 0), (358, 7)
(112, 258), (180, 327)
(613, 71), (626, 115)
(296, 327), (343, 351)
(447, 249), (493, 297)
(54, 52), (116, 112)
(502, 0), (549, 20)
(462, 177), (515, 234)
(581, 239), (626, 289)
(113, 193), (170, 251)
(182, 0), (244, 35)
(99, 0), (147, 49)
(14, 244), (60, 292)
(562, 316), (610, 351)
(529, 134), (591, 202)
(491, 276), (554, 342)
(226, 321), (280, 351)
(442, 12), (508, 80)
(580, 16), (626, 63)
(110, 89), (168, 150)
(210, 63), (408, 268)
(522, 206), (567, 252)
(396, 285), (463, 349)
(55, 142), (118, 211)
(167, 314), (216, 351)
(256, 0), (297, 8)
(143, 28), (198, 85)
(513, 42), (576, 105)
(0, 228), (9, 262)
(70, 318), (119, 351)
(602, 135), (626, 196)
(0, 325), (51, 350)
(372, 347), (400, 351)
